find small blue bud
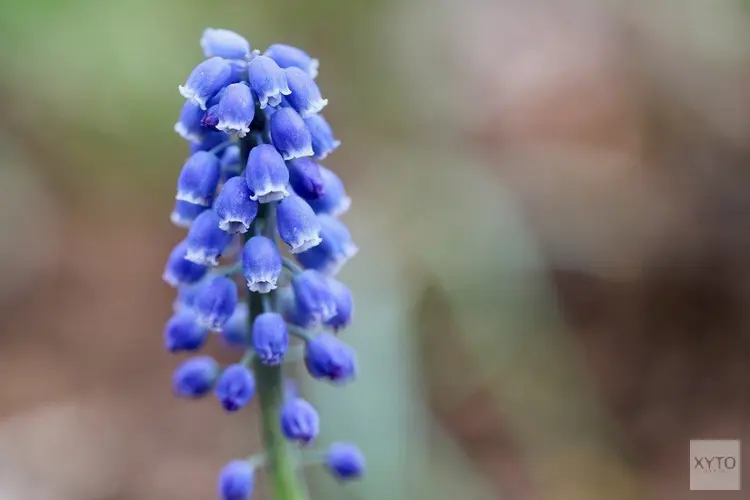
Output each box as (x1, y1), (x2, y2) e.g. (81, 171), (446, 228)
(179, 57), (236, 110)
(194, 276), (238, 331)
(221, 303), (250, 348)
(292, 270), (337, 326)
(163, 310), (209, 352)
(247, 55), (291, 109)
(305, 114), (340, 160)
(284, 67), (327, 118)
(308, 166), (351, 217)
(297, 216), (358, 275)
(242, 236), (282, 293)
(200, 28), (251, 60)
(214, 177), (259, 234)
(326, 443), (365, 480)
(269, 108), (313, 160)
(287, 158), (324, 200)
(176, 151), (221, 206)
(265, 43), (319, 79)
(251, 312), (289, 365)
(215, 363), (255, 412)
(218, 460), (254, 500)
(280, 398), (319, 444)
(174, 100), (207, 143)
(173, 356), (219, 398)
(189, 130), (227, 154)
(163, 240), (209, 287)
(216, 83), (255, 137)
(244, 144), (290, 202)
(170, 200), (209, 228)
(185, 210), (233, 266)
(325, 278), (354, 331)
(277, 195), (322, 254)
(305, 333), (356, 384)
(220, 144), (242, 179)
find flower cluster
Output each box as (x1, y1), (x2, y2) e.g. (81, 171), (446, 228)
(163, 28), (363, 500)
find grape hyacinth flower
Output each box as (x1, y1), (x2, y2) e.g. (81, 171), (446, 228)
(216, 83), (255, 137)
(297, 215), (358, 275)
(194, 276), (238, 331)
(308, 166), (351, 216)
(287, 158), (324, 200)
(163, 240), (209, 287)
(269, 107), (313, 160)
(176, 151), (221, 206)
(251, 312), (288, 365)
(245, 144), (290, 203)
(265, 43), (319, 79)
(201, 28), (251, 60)
(284, 67), (327, 118)
(185, 210), (233, 265)
(304, 114), (340, 160)
(171, 200), (208, 228)
(214, 177), (259, 234)
(242, 236), (282, 293)
(280, 398), (319, 444)
(165, 29), (365, 500)
(276, 195), (322, 253)
(179, 57), (236, 110)
(247, 55), (291, 109)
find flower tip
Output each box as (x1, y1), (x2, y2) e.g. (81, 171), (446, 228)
(178, 85), (208, 110)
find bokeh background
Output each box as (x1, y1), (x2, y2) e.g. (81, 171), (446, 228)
(0, 0), (749, 499)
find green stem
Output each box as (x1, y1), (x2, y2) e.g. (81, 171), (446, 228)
(242, 135), (306, 500)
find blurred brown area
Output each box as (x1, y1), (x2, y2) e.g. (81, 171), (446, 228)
(409, 0), (750, 499)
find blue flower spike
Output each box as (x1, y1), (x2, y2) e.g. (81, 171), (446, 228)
(201, 28), (251, 60)
(265, 43), (319, 79)
(179, 57), (236, 110)
(165, 29), (364, 499)
(248, 55), (291, 109)
(269, 107), (314, 160)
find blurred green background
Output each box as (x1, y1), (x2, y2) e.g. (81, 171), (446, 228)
(0, 0), (749, 499)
